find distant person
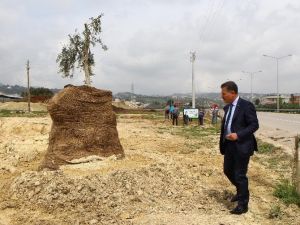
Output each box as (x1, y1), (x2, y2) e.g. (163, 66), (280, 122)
(198, 108), (205, 126)
(172, 105), (179, 126)
(211, 107), (219, 124)
(219, 81), (259, 215)
(165, 105), (170, 119)
(169, 104), (175, 120)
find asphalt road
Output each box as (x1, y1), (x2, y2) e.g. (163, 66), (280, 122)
(257, 112), (300, 135)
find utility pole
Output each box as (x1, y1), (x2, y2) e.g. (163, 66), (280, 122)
(26, 60), (31, 113)
(190, 51), (196, 108)
(131, 82), (135, 102)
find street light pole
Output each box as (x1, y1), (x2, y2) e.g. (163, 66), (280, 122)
(263, 54), (292, 112)
(242, 70), (262, 102)
(190, 51), (196, 108)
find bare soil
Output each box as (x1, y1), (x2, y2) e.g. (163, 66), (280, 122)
(0, 112), (299, 225)
(0, 102), (47, 112)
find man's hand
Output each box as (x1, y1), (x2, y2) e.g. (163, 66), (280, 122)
(226, 133), (238, 141)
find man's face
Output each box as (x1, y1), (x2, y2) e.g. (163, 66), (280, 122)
(221, 87), (237, 104)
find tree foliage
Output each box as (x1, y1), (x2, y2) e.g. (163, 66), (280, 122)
(21, 87), (54, 97)
(56, 14), (107, 86)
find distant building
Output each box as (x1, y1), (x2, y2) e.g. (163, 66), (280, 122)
(0, 92), (22, 102)
(290, 94), (300, 104)
(261, 95), (290, 105)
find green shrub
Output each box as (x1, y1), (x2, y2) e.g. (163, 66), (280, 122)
(274, 180), (300, 207)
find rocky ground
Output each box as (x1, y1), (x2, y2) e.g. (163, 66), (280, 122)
(0, 111), (299, 225)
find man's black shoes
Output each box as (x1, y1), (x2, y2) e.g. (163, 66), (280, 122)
(230, 194), (238, 202)
(230, 205), (248, 215)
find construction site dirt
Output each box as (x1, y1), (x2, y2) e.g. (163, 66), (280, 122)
(0, 104), (299, 225)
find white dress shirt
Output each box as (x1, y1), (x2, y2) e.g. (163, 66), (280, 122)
(225, 96), (239, 135)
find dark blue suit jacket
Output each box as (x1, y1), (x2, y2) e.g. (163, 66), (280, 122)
(219, 98), (259, 156)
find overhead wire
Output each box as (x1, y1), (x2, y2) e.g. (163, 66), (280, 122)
(198, 0), (217, 43)
(204, 0), (226, 42)
(195, 0), (227, 96)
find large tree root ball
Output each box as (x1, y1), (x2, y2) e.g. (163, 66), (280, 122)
(40, 85), (124, 170)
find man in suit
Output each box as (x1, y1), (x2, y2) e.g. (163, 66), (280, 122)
(219, 81), (259, 214)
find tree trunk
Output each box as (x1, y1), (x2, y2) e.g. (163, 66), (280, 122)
(83, 24), (91, 86)
(84, 60), (91, 86)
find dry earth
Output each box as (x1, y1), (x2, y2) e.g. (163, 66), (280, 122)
(0, 102), (47, 112)
(0, 111), (299, 225)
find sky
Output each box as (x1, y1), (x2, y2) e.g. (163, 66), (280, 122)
(0, 0), (299, 95)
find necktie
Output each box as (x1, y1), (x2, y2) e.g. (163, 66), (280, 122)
(224, 104), (233, 134)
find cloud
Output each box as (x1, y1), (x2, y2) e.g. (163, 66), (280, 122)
(0, 0), (299, 95)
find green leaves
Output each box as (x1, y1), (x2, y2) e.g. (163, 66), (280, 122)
(56, 46), (74, 78)
(56, 14), (107, 85)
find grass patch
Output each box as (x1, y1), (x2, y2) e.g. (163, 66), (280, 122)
(186, 142), (202, 150)
(257, 139), (280, 154)
(199, 139), (216, 149)
(116, 113), (164, 121)
(178, 148), (196, 154)
(173, 125), (220, 139)
(0, 109), (12, 117)
(253, 140), (292, 174)
(0, 110), (48, 117)
(116, 110), (162, 115)
(141, 114), (164, 120)
(158, 126), (169, 130)
(266, 154), (290, 170)
(274, 180), (300, 207)
(268, 205), (282, 219)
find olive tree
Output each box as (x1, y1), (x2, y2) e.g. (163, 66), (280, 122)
(56, 14), (107, 86)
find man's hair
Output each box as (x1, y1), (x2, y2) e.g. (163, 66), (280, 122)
(221, 81), (238, 94)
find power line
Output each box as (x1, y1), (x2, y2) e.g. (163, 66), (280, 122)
(198, 0), (218, 43)
(199, 0), (226, 43)
(205, 0), (226, 41)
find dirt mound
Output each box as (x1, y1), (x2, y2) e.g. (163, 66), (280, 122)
(112, 105), (128, 113)
(9, 162), (209, 224)
(40, 85), (124, 170)
(112, 101), (134, 110)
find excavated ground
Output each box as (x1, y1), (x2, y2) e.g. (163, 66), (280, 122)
(0, 111), (299, 225)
